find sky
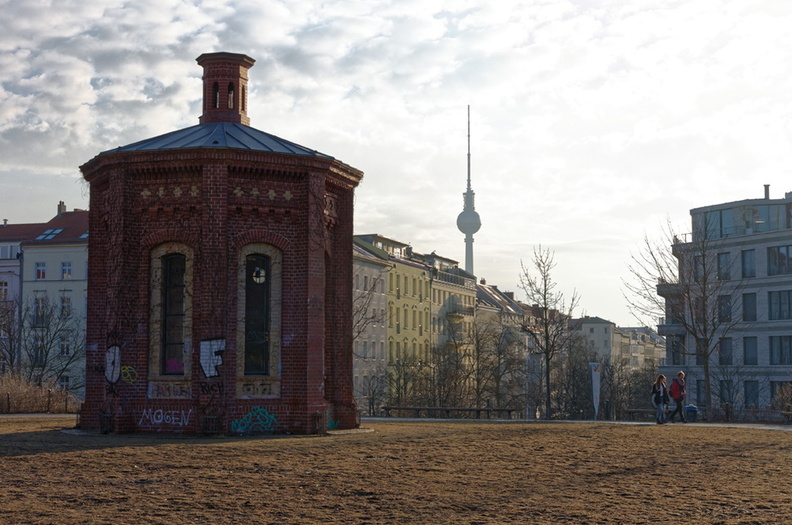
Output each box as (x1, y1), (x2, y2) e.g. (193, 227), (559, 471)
(3, 0), (792, 326)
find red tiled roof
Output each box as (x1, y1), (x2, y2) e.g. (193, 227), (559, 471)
(22, 210), (89, 246)
(0, 222), (47, 243)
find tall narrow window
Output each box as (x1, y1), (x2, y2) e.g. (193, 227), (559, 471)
(228, 82), (235, 109)
(245, 254), (271, 375)
(741, 249), (756, 278)
(742, 293), (757, 322)
(717, 252), (730, 280)
(60, 296), (72, 318)
(743, 337), (758, 365)
(241, 85), (246, 111)
(212, 82), (220, 109)
(35, 262), (46, 280)
(162, 254), (186, 375)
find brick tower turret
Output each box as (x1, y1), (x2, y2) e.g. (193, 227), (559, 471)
(80, 52), (363, 435)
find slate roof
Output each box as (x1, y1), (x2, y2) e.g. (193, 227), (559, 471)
(100, 122), (334, 159)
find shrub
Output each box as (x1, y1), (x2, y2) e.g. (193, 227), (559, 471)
(0, 373), (79, 413)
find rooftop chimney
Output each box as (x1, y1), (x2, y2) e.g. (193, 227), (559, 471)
(196, 52), (256, 126)
(765, 184), (770, 199)
(57, 201), (67, 215)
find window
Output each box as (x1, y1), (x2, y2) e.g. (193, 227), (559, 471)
(161, 254), (186, 375)
(742, 250), (756, 278)
(719, 380), (734, 404)
(694, 255), (704, 282)
(227, 82), (235, 109)
(717, 295), (731, 322)
(742, 293), (757, 322)
(148, 244), (194, 380)
(244, 254), (271, 375)
(769, 291), (792, 320)
(33, 297), (47, 327)
(768, 245), (792, 276)
(33, 336), (45, 367)
(58, 376), (69, 390)
(363, 275), (368, 291)
(770, 336), (792, 365)
(695, 338), (706, 365)
(743, 337), (758, 365)
(671, 335), (685, 366)
(35, 262), (46, 280)
(717, 252), (730, 280)
(771, 381), (792, 404)
(696, 379), (706, 407)
(0, 281), (7, 300)
(59, 337), (70, 356)
(744, 381), (759, 406)
(60, 296), (72, 318)
(35, 229), (63, 241)
(238, 243), (281, 383)
(61, 262), (72, 280)
(718, 338), (733, 366)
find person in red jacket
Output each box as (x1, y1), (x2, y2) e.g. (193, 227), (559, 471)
(667, 371), (687, 423)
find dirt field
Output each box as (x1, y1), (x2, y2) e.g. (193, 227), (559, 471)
(1, 416), (791, 524)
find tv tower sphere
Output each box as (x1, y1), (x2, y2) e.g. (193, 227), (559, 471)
(457, 208), (481, 234)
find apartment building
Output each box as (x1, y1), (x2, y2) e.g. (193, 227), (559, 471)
(658, 187), (792, 411)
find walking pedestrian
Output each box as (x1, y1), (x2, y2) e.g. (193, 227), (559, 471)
(651, 374), (669, 424)
(667, 371), (687, 423)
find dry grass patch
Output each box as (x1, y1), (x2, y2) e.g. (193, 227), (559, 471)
(1, 417), (791, 524)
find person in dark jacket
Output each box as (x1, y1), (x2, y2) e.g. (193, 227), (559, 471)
(651, 374), (670, 424)
(667, 371), (687, 423)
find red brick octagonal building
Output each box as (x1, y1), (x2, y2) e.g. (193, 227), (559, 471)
(80, 52), (363, 434)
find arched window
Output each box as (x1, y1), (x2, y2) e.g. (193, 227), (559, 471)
(162, 254), (186, 374)
(228, 82), (235, 109)
(212, 82), (220, 109)
(237, 243), (282, 396)
(149, 243), (193, 379)
(244, 253), (270, 374)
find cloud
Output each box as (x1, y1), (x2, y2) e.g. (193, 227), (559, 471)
(3, 0), (792, 324)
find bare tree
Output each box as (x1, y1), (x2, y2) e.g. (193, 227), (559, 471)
(0, 297), (20, 372)
(519, 246), (580, 419)
(13, 295), (85, 393)
(624, 218), (744, 412)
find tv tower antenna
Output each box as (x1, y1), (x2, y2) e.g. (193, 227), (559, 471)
(456, 105), (481, 275)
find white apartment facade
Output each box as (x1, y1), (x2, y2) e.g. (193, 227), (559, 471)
(658, 187), (792, 413)
(20, 208), (89, 397)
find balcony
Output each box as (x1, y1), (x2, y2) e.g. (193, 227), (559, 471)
(657, 316), (686, 336)
(656, 280), (681, 298)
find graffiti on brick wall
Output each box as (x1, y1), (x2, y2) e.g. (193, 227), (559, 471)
(120, 366), (138, 384)
(139, 408), (193, 428)
(105, 345), (121, 383)
(200, 338), (225, 378)
(239, 379), (276, 397)
(230, 406), (278, 435)
(199, 382), (224, 395)
(148, 381), (192, 399)
(326, 407), (340, 430)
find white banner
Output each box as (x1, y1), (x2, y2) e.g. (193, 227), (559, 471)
(590, 363), (601, 419)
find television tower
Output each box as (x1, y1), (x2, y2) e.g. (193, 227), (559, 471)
(456, 105), (481, 276)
